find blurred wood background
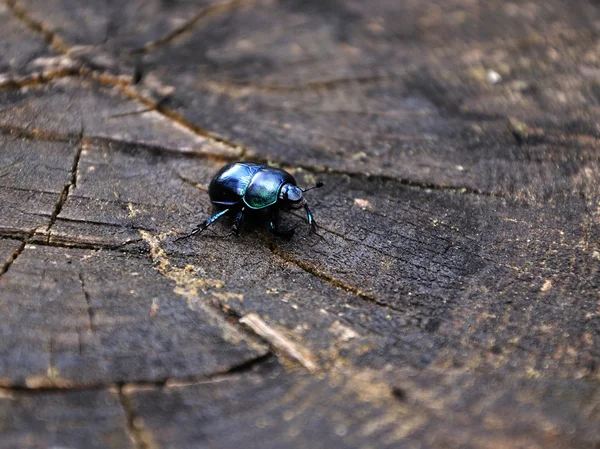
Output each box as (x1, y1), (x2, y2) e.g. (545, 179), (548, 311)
(0, 0), (599, 447)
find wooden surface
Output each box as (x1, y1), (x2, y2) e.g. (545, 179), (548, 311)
(0, 0), (599, 447)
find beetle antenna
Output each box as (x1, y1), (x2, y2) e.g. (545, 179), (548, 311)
(302, 181), (324, 192)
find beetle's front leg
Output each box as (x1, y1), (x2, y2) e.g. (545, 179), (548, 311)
(304, 204), (318, 233)
(269, 208), (294, 237)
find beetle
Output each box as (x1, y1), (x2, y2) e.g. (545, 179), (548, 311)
(178, 162), (323, 239)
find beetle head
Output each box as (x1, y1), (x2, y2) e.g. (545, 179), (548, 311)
(279, 183), (305, 209)
(279, 181), (324, 210)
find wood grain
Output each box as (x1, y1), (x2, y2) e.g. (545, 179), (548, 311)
(0, 0), (599, 447)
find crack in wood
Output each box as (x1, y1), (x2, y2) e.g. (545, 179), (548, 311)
(44, 140), (83, 238)
(45, 236), (146, 251)
(0, 65), (79, 90)
(0, 352), (274, 394)
(129, 0), (249, 55)
(205, 72), (409, 95)
(175, 172), (209, 192)
(269, 244), (407, 314)
(1, 110), (503, 199)
(311, 222), (460, 283)
(0, 118), (241, 165)
(78, 272), (95, 333)
(0, 240), (25, 277)
(104, 107), (155, 119)
(118, 384), (157, 449)
(290, 162), (503, 199)
(139, 230), (273, 352)
(138, 230), (334, 373)
(0, 230), (145, 252)
(4, 0), (70, 52)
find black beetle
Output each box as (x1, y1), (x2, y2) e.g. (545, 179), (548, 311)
(178, 162), (323, 239)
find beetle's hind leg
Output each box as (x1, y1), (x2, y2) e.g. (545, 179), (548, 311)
(175, 208), (230, 241)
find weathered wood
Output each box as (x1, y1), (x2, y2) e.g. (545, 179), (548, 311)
(0, 244), (268, 387)
(0, 2), (58, 78)
(0, 238), (22, 274)
(0, 0), (599, 447)
(125, 360), (600, 449)
(125, 360), (422, 449)
(0, 134), (79, 235)
(0, 388), (132, 449)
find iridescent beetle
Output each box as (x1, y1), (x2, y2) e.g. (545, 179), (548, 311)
(178, 162), (323, 239)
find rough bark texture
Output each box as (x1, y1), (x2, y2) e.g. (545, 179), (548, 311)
(0, 1), (599, 448)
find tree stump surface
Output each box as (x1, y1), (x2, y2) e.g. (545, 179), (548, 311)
(0, 1), (599, 448)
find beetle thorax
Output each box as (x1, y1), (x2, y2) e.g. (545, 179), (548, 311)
(279, 183), (305, 209)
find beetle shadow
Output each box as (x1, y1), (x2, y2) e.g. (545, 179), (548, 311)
(279, 210), (333, 248)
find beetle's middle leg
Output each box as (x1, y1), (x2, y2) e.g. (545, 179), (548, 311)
(269, 208), (295, 237)
(231, 207), (245, 235)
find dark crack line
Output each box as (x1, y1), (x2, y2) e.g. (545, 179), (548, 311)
(116, 351), (272, 447)
(269, 244), (407, 314)
(205, 72), (409, 95)
(129, 0), (248, 55)
(0, 230), (146, 252)
(175, 172), (208, 192)
(0, 66), (80, 90)
(0, 352), (273, 394)
(0, 229), (34, 240)
(45, 140), (83, 236)
(152, 101), (248, 158)
(294, 162), (503, 199)
(4, 0), (70, 52)
(0, 240), (25, 277)
(46, 216), (135, 229)
(42, 236), (145, 252)
(118, 385), (152, 449)
(104, 107), (154, 119)
(307, 221), (460, 282)
(78, 272), (95, 333)
(1, 119), (236, 163)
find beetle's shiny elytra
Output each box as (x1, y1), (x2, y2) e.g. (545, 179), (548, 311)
(178, 162), (323, 239)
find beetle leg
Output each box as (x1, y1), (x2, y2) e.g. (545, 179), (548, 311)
(175, 208), (230, 241)
(304, 204), (318, 233)
(269, 208), (294, 237)
(231, 207), (245, 235)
